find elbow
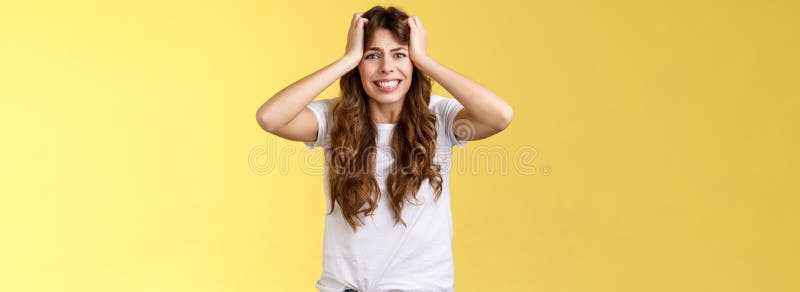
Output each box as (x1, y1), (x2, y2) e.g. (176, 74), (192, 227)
(256, 109), (279, 132)
(494, 105), (514, 131)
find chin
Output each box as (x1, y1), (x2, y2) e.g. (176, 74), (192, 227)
(367, 89), (409, 105)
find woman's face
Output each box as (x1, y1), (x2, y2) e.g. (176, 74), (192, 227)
(358, 28), (413, 105)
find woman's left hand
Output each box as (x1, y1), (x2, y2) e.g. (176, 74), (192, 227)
(406, 16), (429, 64)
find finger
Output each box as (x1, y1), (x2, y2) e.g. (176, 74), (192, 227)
(358, 18), (367, 30)
(413, 16), (424, 31)
(352, 13), (363, 24)
(413, 16), (425, 31)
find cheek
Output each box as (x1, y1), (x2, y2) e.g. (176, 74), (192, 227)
(402, 62), (414, 75)
(358, 63), (376, 76)
(404, 67), (415, 83)
(358, 66), (370, 82)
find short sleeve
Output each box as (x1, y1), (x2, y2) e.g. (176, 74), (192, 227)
(304, 98), (337, 149)
(431, 94), (468, 148)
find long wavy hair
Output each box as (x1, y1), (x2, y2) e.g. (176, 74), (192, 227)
(326, 5), (443, 232)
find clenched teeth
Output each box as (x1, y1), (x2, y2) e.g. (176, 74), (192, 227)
(376, 80), (399, 88)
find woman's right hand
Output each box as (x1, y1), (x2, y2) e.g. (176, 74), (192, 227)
(343, 12), (369, 65)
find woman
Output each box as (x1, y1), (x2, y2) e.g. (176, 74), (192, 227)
(256, 5), (513, 292)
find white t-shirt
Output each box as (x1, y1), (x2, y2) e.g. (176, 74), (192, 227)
(304, 94), (467, 292)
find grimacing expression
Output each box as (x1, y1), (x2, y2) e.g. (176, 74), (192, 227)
(358, 28), (413, 105)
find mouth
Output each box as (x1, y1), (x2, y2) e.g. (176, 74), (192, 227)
(373, 79), (402, 92)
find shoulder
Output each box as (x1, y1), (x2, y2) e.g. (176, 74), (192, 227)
(428, 94), (464, 118)
(306, 98), (339, 122)
(303, 98), (339, 150)
(307, 97), (339, 112)
(428, 94), (468, 148)
(428, 94), (448, 111)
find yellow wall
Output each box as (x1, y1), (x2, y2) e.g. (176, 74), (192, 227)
(1, 0), (797, 291)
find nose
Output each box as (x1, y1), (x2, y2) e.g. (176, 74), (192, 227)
(380, 58), (395, 73)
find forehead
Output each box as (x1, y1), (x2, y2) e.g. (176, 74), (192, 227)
(366, 29), (407, 49)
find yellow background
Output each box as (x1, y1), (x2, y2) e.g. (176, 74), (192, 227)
(1, 0), (798, 291)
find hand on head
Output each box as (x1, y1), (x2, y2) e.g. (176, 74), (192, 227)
(405, 16), (429, 65)
(344, 12), (369, 62)
(343, 12), (429, 66)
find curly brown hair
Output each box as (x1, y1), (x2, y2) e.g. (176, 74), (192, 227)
(326, 5), (443, 232)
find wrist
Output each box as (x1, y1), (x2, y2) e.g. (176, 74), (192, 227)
(412, 55), (435, 70)
(340, 54), (361, 68)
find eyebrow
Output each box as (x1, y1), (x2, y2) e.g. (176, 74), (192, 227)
(366, 47), (408, 52)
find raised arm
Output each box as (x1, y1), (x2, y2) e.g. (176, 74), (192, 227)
(405, 16), (514, 141)
(255, 13), (369, 141)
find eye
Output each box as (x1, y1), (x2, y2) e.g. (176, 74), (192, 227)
(394, 53), (407, 58)
(365, 54), (378, 60)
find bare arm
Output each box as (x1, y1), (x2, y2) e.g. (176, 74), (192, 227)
(256, 13), (368, 140)
(415, 56), (513, 140)
(406, 16), (513, 141)
(256, 56), (358, 131)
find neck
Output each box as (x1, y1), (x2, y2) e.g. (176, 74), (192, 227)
(368, 98), (403, 124)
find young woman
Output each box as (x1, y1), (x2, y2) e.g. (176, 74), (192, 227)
(256, 6), (513, 292)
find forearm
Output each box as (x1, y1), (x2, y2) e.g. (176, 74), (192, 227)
(414, 56), (513, 128)
(257, 56), (359, 128)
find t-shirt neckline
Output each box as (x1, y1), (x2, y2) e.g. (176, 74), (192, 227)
(373, 121), (397, 128)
